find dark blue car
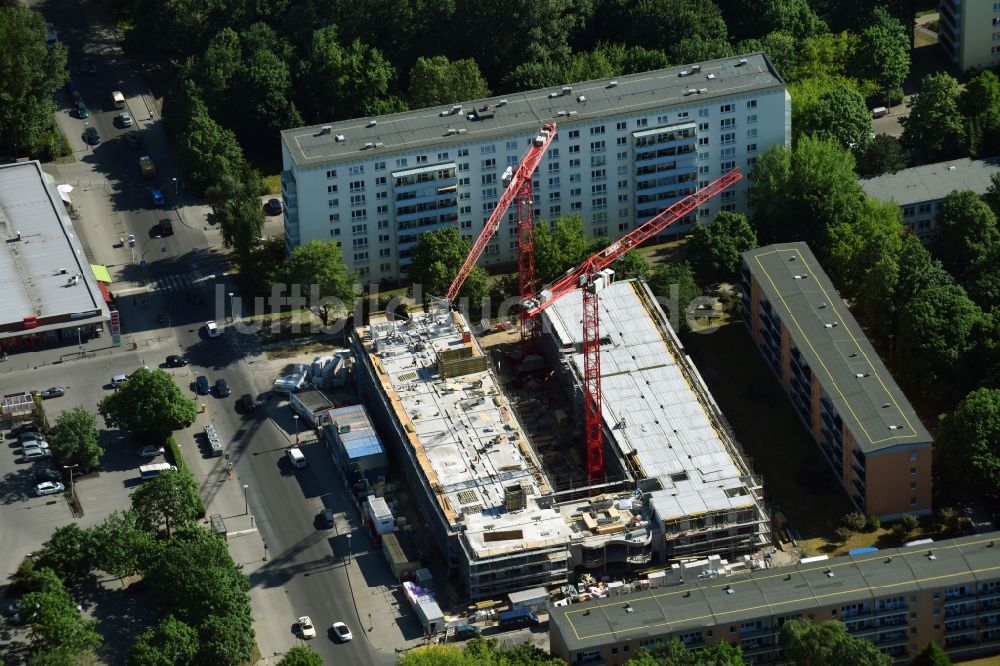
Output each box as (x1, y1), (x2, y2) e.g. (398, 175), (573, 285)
(196, 375), (210, 395)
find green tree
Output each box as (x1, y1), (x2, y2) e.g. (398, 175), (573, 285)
(985, 172), (1000, 219)
(397, 644), (471, 666)
(841, 512), (867, 532)
(128, 616), (199, 666)
(855, 7), (909, 103)
(825, 198), (905, 299)
(748, 135), (864, 251)
(960, 70), (1000, 119)
(856, 134), (907, 177)
(130, 469), (204, 538)
(277, 239), (358, 326)
(647, 262), (700, 333)
(718, 0), (825, 42)
(833, 526), (853, 544)
(911, 641), (952, 666)
(891, 514), (919, 541)
(901, 73), (966, 164)
(277, 646), (324, 666)
(605, 0), (729, 62)
(92, 510), (155, 586)
(228, 27), (302, 146)
(791, 31), (861, 82)
(534, 215), (595, 283)
(781, 619), (891, 666)
(686, 212), (758, 283)
(408, 227), (489, 307)
(208, 176), (266, 276)
(196, 613), (255, 666)
(936, 388), (1000, 500)
(98, 368), (196, 440)
(798, 84), (872, 152)
(932, 190), (1000, 284)
(0, 4), (68, 159)
(49, 407), (103, 473)
(21, 570), (102, 660)
(610, 251), (649, 281)
(408, 56), (489, 109)
(35, 524), (96, 582)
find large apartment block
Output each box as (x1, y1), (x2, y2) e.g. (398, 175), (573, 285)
(550, 533), (1000, 665)
(741, 243), (933, 520)
(939, 0), (1000, 72)
(280, 53), (790, 285)
(859, 157), (1000, 243)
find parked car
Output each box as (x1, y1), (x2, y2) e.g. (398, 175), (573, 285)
(84, 126), (100, 145)
(331, 622), (352, 642)
(320, 508), (334, 528)
(21, 437), (49, 449)
(214, 379), (231, 397)
(77, 101), (89, 118)
(298, 616), (316, 639)
(205, 321), (220, 337)
(17, 429), (43, 443)
(195, 375), (211, 395)
(24, 447), (53, 461)
(111, 374), (128, 388)
(165, 355), (187, 367)
(266, 198), (283, 215)
(239, 393), (256, 411)
(34, 469), (62, 483)
(35, 481), (64, 496)
(138, 446), (165, 459)
(149, 189), (164, 206)
(118, 112), (133, 127)
(12, 422), (40, 436)
(38, 386), (65, 399)
(452, 624), (481, 640)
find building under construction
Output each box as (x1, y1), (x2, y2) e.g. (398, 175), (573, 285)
(352, 278), (768, 600)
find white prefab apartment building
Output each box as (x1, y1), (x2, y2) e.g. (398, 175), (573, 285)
(938, 0), (1000, 72)
(280, 53), (790, 285)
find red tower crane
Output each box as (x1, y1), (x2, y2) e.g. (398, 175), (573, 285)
(523, 168), (743, 480)
(445, 124), (557, 344)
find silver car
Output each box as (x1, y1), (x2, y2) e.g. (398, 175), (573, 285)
(35, 481), (64, 496)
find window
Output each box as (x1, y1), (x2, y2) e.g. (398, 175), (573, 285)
(618, 180), (627, 188)
(570, 173), (581, 183)
(747, 128), (758, 139)
(375, 176), (386, 186)
(352, 237), (368, 248)
(568, 130), (580, 139)
(617, 121), (627, 130)
(329, 213), (340, 223)
(550, 205), (561, 216)
(677, 112), (689, 119)
(549, 191), (561, 201)
(349, 180), (365, 192)
(721, 132), (735, 145)
(349, 165), (364, 175)
(747, 143), (757, 153)
(416, 155), (428, 164)
(458, 162), (469, 172)
(549, 177), (561, 188)
(378, 219), (388, 229)
(328, 184), (338, 193)
(618, 164), (628, 175)
(593, 197), (607, 209)
(722, 203), (737, 212)
(571, 188), (581, 197)
(350, 194), (366, 206)
(699, 207), (710, 218)
(395, 158), (408, 168)
(592, 169), (606, 180)
(619, 207), (629, 218)
(992, 45), (1000, 55)
(698, 137), (710, 146)
(377, 204), (388, 214)
(747, 114), (757, 124)
(699, 108), (709, 118)
(482, 187), (497, 198)
(746, 99), (757, 109)
(460, 205), (472, 215)
(698, 122), (709, 131)
(480, 144), (496, 154)
(721, 147), (736, 158)
(617, 136), (628, 145)
(722, 160), (736, 170)
(326, 169), (337, 179)
(570, 158), (581, 168)
(592, 184), (607, 194)
(482, 158), (496, 169)
(328, 198), (340, 208)
(721, 118), (735, 129)
(482, 173), (496, 185)
(351, 208), (367, 221)
(437, 152), (449, 160)
(459, 177), (470, 186)
(617, 151), (628, 160)
(910, 467), (917, 475)
(505, 140), (518, 151)
(330, 228), (340, 236)
(378, 234), (390, 243)
(354, 251), (368, 262)
(590, 125), (606, 135)
(591, 155), (606, 167)
(699, 151), (709, 161)
(547, 162), (560, 174)
(636, 118), (647, 127)
(747, 156), (757, 168)
(569, 144), (580, 153)
(720, 104), (734, 114)
(549, 148), (559, 159)
(458, 148), (469, 157)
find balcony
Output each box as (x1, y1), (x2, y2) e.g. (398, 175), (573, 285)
(945, 603), (976, 618)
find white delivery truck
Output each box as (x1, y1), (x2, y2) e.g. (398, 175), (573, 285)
(112, 91), (125, 109)
(139, 462), (176, 480)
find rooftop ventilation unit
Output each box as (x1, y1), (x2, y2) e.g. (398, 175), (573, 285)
(320, 125), (332, 135)
(446, 128), (457, 135)
(707, 73), (716, 80)
(568, 111), (578, 116)
(497, 99), (508, 106)
(577, 95), (586, 102)
(457, 128), (468, 134)
(335, 134), (345, 142)
(698, 88), (708, 94)
(737, 58), (748, 66)
(375, 142), (384, 148)
(549, 91), (560, 98)
(562, 86), (572, 95)
(367, 119), (377, 127)
(679, 69), (691, 77)
(607, 80), (618, 88)
(685, 88), (698, 95)
(363, 142), (375, 149)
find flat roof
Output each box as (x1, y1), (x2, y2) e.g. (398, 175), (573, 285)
(543, 280), (757, 520)
(327, 404), (384, 459)
(358, 310), (572, 559)
(551, 532), (1000, 652)
(0, 161), (109, 333)
(859, 157), (1000, 206)
(742, 243), (932, 454)
(281, 52), (784, 169)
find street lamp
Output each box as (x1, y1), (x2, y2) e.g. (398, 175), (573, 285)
(293, 414), (299, 444)
(64, 464), (79, 499)
(243, 484), (249, 516)
(228, 292), (235, 323)
(263, 541), (268, 562)
(346, 533), (352, 564)
(76, 327), (82, 356)
(172, 177), (178, 195)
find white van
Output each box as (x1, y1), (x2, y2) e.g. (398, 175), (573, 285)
(871, 106), (888, 119)
(286, 447), (306, 468)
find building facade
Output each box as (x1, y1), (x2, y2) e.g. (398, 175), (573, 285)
(938, 0), (1000, 72)
(549, 533), (1000, 665)
(280, 53), (790, 285)
(741, 243), (932, 520)
(859, 157), (1000, 242)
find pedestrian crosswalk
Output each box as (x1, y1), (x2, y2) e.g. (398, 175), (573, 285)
(153, 271), (206, 293)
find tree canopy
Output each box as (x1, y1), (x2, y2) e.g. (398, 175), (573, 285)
(398, 637), (564, 666)
(901, 73), (966, 164)
(407, 227), (489, 308)
(932, 190), (1000, 285)
(686, 212), (758, 283)
(408, 56), (490, 109)
(797, 84), (872, 153)
(49, 407), (103, 473)
(936, 388), (1000, 501)
(780, 619), (891, 666)
(98, 368), (196, 440)
(855, 7), (909, 100)
(277, 646), (324, 666)
(277, 239), (358, 326)
(130, 469), (205, 538)
(128, 616), (200, 666)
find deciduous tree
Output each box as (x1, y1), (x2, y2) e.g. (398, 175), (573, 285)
(92, 510), (155, 586)
(49, 407), (103, 473)
(21, 569), (101, 661)
(856, 134), (908, 177)
(932, 190), (1000, 284)
(35, 524), (97, 583)
(277, 239), (358, 326)
(936, 388), (1000, 500)
(534, 215), (596, 284)
(647, 263), (700, 333)
(686, 212), (758, 283)
(277, 646), (324, 666)
(855, 7), (910, 102)
(407, 56), (489, 109)
(130, 469), (204, 538)
(407, 227), (489, 308)
(901, 73), (966, 164)
(718, 0), (825, 42)
(128, 616), (199, 666)
(781, 619), (891, 666)
(98, 368), (197, 440)
(797, 84), (872, 152)
(911, 641), (953, 666)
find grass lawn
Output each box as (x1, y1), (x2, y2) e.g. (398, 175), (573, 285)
(262, 173), (282, 194)
(684, 323), (856, 555)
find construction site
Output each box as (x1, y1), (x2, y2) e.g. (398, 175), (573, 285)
(346, 127), (772, 600)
